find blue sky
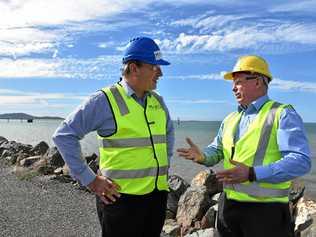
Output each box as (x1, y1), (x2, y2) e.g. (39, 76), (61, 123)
(1, 0), (316, 122)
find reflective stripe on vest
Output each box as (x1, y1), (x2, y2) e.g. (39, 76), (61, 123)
(110, 86), (129, 116)
(101, 165), (168, 179)
(253, 102), (281, 166)
(99, 135), (167, 148)
(224, 183), (289, 198)
(223, 101), (290, 200)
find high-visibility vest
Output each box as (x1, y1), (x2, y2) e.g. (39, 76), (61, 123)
(98, 83), (169, 195)
(222, 100), (291, 203)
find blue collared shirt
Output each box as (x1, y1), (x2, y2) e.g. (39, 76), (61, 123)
(52, 79), (175, 186)
(202, 95), (311, 183)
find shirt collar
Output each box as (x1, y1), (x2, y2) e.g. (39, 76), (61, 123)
(238, 94), (270, 113)
(120, 78), (151, 98)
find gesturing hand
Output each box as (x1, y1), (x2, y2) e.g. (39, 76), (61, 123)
(176, 137), (204, 163)
(88, 175), (121, 205)
(216, 159), (250, 184)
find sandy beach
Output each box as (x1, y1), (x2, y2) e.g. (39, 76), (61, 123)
(0, 162), (100, 237)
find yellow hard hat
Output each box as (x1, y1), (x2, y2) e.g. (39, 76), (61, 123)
(224, 55), (272, 81)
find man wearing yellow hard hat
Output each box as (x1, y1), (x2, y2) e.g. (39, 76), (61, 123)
(178, 55), (311, 237)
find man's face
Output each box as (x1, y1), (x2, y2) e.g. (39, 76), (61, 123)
(137, 63), (162, 91)
(232, 72), (260, 106)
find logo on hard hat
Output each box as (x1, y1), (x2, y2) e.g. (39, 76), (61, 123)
(154, 50), (162, 60)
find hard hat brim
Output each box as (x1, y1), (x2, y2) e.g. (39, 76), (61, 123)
(223, 72), (234, 80)
(154, 59), (170, 65)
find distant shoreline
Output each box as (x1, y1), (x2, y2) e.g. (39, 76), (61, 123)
(0, 112), (64, 120)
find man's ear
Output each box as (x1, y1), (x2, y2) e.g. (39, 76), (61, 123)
(129, 63), (136, 73)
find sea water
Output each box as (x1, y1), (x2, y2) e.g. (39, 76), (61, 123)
(1, 119), (315, 198)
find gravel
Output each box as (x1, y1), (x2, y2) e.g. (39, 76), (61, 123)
(0, 162), (100, 237)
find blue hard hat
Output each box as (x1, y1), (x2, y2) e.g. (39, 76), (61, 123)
(122, 37), (170, 65)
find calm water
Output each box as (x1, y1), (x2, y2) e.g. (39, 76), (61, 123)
(1, 119), (316, 198)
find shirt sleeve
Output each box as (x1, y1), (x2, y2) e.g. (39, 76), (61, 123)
(201, 121), (225, 167)
(254, 106), (311, 183)
(52, 91), (116, 186)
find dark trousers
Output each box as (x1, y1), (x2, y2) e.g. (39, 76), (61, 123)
(217, 193), (294, 237)
(96, 189), (168, 237)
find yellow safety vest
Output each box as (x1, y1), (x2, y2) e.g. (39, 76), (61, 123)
(98, 83), (169, 195)
(222, 100), (291, 203)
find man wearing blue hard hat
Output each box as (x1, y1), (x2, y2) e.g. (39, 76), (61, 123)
(53, 37), (174, 236)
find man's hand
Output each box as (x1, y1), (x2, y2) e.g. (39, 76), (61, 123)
(88, 175), (121, 205)
(216, 159), (250, 184)
(177, 137), (204, 163)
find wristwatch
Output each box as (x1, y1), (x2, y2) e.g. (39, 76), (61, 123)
(248, 167), (256, 182)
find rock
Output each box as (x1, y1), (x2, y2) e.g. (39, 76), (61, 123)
(54, 167), (63, 175)
(1, 150), (13, 159)
(191, 169), (222, 196)
(32, 158), (54, 175)
(184, 228), (219, 237)
(85, 153), (98, 163)
(19, 156), (42, 167)
(62, 164), (70, 176)
(44, 147), (64, 168)
(30, 141), (49, 156)
(0, 136), (8, 146)
(162, 219), (181, 237)
(177, 186), (211, 233)
(294, 197), (316, 235)
(0, 141), (32, 160)
(201, 204), (218, 229)
(167, 175), (190, 219)
(88, 159), (99, 174)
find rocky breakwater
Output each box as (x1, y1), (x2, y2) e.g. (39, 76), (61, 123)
(0, 136), (98, 189)
(1, 135), (316, 237)
(162, 170), (316, 237)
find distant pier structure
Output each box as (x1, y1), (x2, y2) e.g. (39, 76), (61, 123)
(2, 118), (34, 123)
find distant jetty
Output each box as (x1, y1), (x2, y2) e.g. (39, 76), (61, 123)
(0, 113), (64, 122)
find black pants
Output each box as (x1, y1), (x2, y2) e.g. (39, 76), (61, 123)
(96, 189), (168, 237)
(217, 193), (294, 237)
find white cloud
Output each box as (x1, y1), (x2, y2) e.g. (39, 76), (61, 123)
(270, 0), (316, 13)
(168, 72), (316, 94)
(160, 21), (316, 54)
(0, 0), (141, 28)
(0, 57), (120, 80)
(0, 0), (153, 57)
(0, 88), (88, 115)
(271, 78), (316, 93)
(172, 14), (253, 33)
(170, 73), (223, 80)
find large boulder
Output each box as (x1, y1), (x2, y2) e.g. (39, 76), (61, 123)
(167, 175), (190, 219)
(184, 228), (219, 237)
(191, 169), (222, 196)
(294, 197), (316, 236)
(19, 156), (42, 167)
(176, 186), (211, 234)
(30, 141), (49, 156)
(162, 219), (181, 237)
(44, 147), (64, 168)
(0, 136), (8, 146)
